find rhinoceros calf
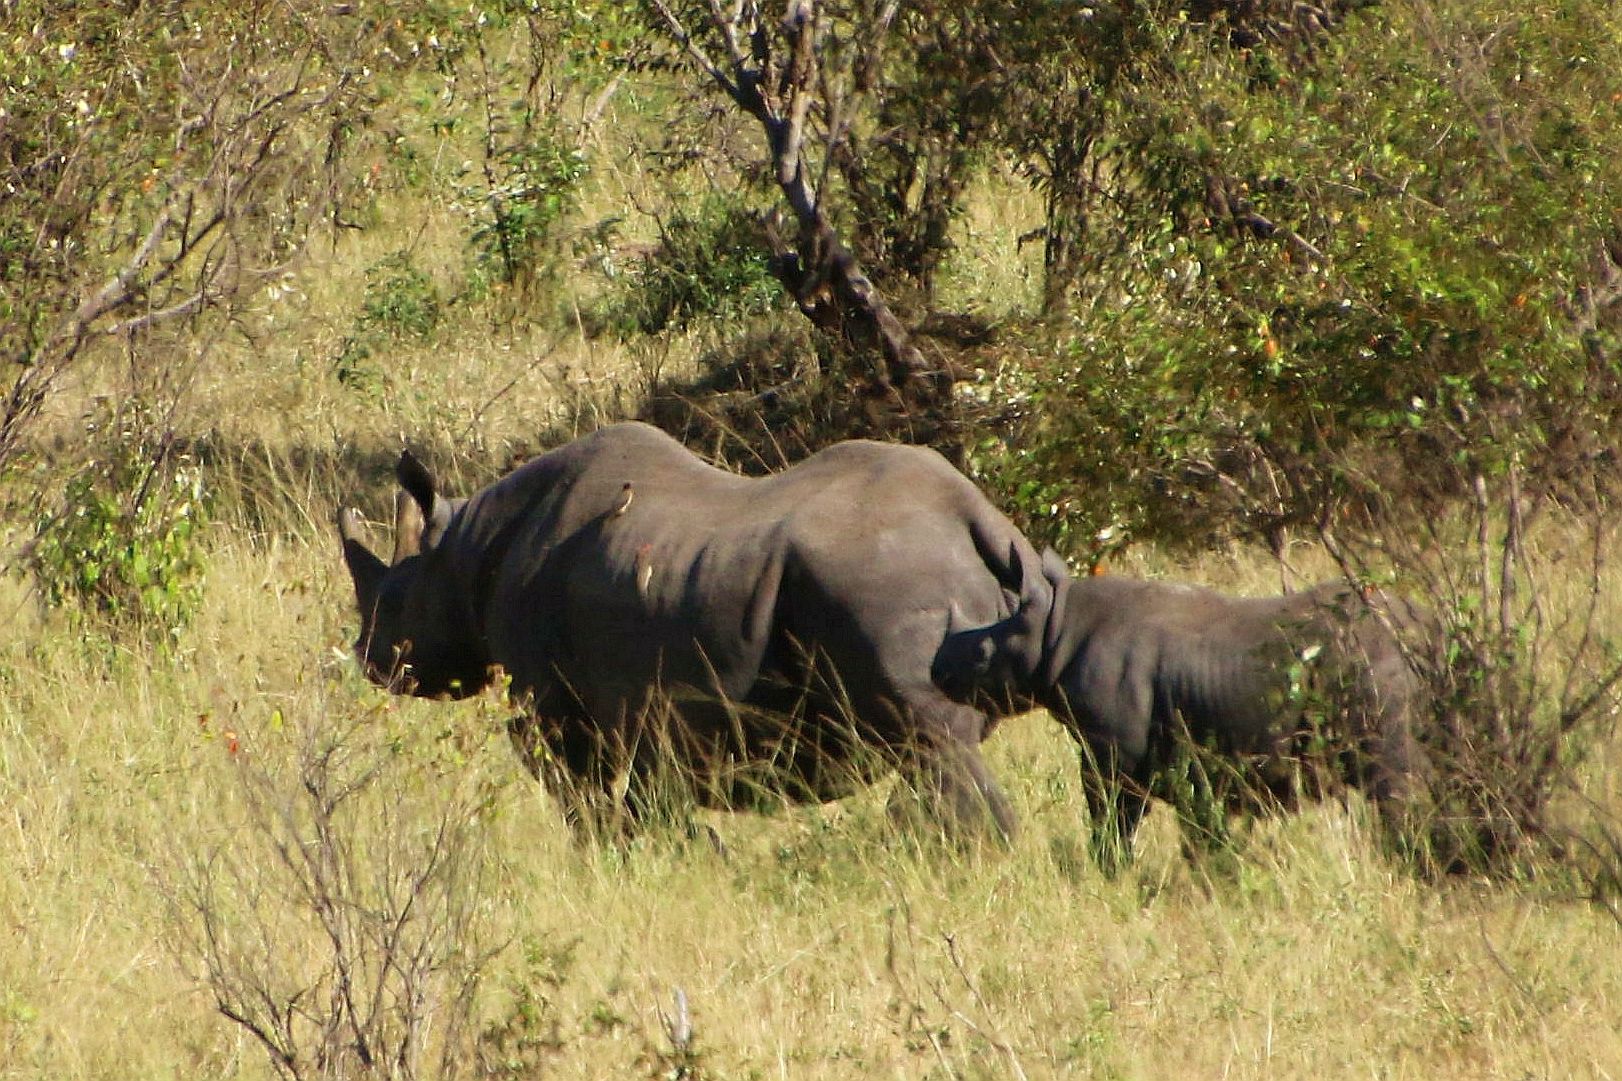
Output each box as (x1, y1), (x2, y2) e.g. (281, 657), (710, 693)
(337, 421), (1052, 839)
(934, 549), (1430, 862)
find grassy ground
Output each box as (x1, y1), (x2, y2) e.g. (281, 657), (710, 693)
(4, 493), (1621, 1079)
(4, 122), (1621, 1081)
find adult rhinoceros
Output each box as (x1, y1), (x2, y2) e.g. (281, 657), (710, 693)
(933, 549), (1430, 864)
(337, 422), (1051, 839)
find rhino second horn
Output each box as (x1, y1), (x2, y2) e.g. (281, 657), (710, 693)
(337, 506), (365, 544)
(392, 489), (426, 564)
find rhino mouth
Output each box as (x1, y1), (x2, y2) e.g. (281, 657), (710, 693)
(354, 637), (488, 701)
(352, 635), (417, 693)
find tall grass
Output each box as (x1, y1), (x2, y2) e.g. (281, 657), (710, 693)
(4, 518), (1622, 1078)
(3, 54), (1620, 1080)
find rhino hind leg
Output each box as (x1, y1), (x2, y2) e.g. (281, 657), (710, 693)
(886, 699), (1017, 844)
(1359, 701), (1431, 862)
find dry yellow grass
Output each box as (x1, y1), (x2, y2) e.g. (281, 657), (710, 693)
(4, 140), (1621, 1081)
(4, 501), (1621, 1079)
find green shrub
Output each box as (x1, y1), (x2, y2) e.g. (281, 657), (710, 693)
(587, 195), (783, 337)
(969, 0), (1622, 555)
(465, 131), (589, 296)
(334, 251), (443, 388)
(0, 0), (411, 472)
(1325, 462), (1622, 880)
(27, 402), (208, 637)
(359, 251), (443, 340)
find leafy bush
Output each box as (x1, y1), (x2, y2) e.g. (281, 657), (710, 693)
(1326, 464), (1622, 879)
(360, 252), (444, 340)
(967, 0), (1622, 554)
(26, 401), (208, 637)
(476, 935), (576, 1079)
(334, 251), (444, 388)
(465, 132), (589, 296)
(587, 195), (783, 337)
(0, 0), (419, 472)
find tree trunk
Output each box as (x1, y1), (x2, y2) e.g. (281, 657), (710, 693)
(649, 0), (937, 392)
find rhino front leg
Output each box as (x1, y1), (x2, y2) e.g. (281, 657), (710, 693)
(1081, 762), (1150, 875)
(890, 699), (1017, 843)
(1064, 719), (1152, 874)
(507, 712), (555, 784)
(507, 713), (629, 841)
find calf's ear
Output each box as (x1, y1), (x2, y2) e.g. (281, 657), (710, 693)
(338, 507), (387, 616)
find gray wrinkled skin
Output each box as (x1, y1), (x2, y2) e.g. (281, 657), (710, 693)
(934, 549), (1430, 860)
(339, 422), (1052, 839)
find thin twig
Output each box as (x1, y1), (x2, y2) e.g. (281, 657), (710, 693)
(941, 933), (1031, 1081)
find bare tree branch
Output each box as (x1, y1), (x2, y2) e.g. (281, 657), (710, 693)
(649, 0), (742, 101)
(646, 0), (933, 390)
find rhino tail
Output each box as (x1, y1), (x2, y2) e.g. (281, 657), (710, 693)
(931, 601), (998, 700)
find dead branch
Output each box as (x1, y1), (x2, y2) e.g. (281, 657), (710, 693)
(647, 0), (932, 390)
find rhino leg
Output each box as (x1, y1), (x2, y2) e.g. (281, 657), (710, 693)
(1061, 719), (1154, 873)
(1362, 701), (1431, 860)
(888, 699), (1017, 843)
(508, 712), (567, 788)
(507, 712), (640, 841)
(1080, 765), (1150, 875)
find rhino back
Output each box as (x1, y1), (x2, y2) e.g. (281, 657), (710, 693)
(1051, 579), (1277, 756)
(766, 441), (1043, 705)
(1053, 578), (1385, 758)
(447, 424), (763, 711)
(429, 424), (1036, 725)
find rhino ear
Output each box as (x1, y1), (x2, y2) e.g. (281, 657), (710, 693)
(396, 448), (456, 552)
(397, 449), (438, 516)
(1003, 540), (1026, 593)
(338, 507), (387, 616)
